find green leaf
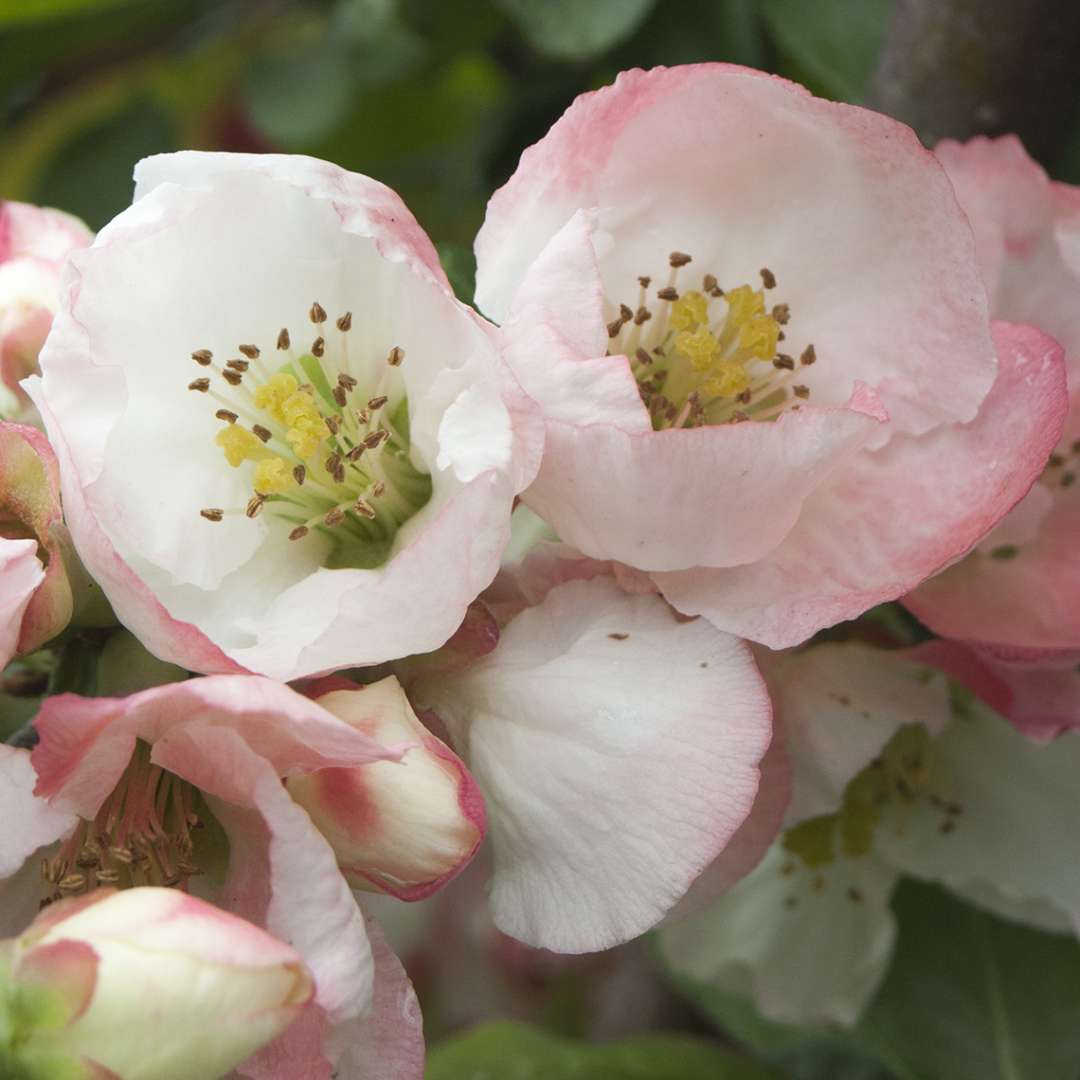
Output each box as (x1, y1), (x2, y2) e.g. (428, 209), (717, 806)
(496, 0), (657, 61)
(857, 880), (1080, 1080)
(761, 0), (891, 101)
(437, 242), (477, 303)
(0, 0), (143, 25)
(427, 1021), (777, 1080)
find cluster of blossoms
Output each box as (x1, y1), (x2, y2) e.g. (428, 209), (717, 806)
(0, 62), (1077, 1077)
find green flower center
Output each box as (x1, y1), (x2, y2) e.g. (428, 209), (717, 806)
(190, 301), (431, 569)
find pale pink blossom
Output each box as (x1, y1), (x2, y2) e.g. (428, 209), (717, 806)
(660, 641), (1080, 1027)
(905, 136), (1080, 652)
(475, 64), (1068, 648)
(30, 152), (542, 680)
(403, 546), (774, 953)
(0, 675), (439, 1078)
(0, 200), (91, 418)
(2, 887), (312, 1080)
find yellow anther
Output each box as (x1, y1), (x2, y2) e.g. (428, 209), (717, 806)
(253, 457), (293, 495)
(669, 290), (709, 331)
(675, 326), (720, 371)
(738, 313), (780, 361)
(216, 426), (265, 468)
(279, 390), (326, 460)
(253, 373), (299, 423)
(723, 284), (765, 328)
(782, 815), (836, 869)
(703, 362), (750, 398)
(281, 389), (321, 429)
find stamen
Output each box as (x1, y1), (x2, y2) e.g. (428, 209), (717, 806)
(338, 373), (358, 391)
(215, 409), (238, 424)
(188, 378), (211, 393)
(200, 508), (224, 522)
(669, 251), (692, 267)
(226, 359), (249, 373)
(252, 424), (273, 443)
(353, 499), (377, 519)
(277, 328), (291, 350)
(293, 465), (306, 485)
(289, 526), (309, 541)
(238, 344), (260, 359)
(310, 301), (327, 324)
(367, 395), (388, 410)
(324, 507), (346, 527)
(656, 286), (678, 301)
(800, 344), (817, 366)
(245, 495), (266, 519)
(191, 349), (213, 366)
(387, 346), (405, 366)
(337, 312), (353, 332)
(760, 267), (776, 289)
(312, 337), (326, 358)
(793, 385), (811, 399)
(222, 370), (244, 387)
(773, 355), (796, 371)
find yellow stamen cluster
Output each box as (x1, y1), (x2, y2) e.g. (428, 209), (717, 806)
(606, 252), (817, 429)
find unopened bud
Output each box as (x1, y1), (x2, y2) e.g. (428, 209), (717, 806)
(1, 887), (312, 1080)
(288, 676), (485, 900)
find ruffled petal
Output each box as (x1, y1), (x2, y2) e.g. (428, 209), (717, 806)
(411, 575), (772, 952)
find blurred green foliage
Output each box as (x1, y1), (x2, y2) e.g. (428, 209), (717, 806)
(0, 0), (899, 261)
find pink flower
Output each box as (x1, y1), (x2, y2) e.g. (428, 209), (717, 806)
(904, 136), (1080, 653)
(474, 65), (1068, 649)
(402, 545), (775, 952)
(30, 152), (541, 680)
(0, 675), (451, 1078)
(0, 421), (78, 666)
(0, 200), (91, 418)
(2, 887), (312, 1080)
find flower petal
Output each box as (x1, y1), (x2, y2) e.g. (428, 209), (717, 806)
(0, 536), (43, 668)
(658, 321), (1069, 646)
(411, 575), (772, 952)
(0, 745), (75, 880)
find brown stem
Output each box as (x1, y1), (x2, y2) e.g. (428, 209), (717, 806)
(868, 0), (1080, 164)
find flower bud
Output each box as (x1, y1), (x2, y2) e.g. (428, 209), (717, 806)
(1, 887), (312, 1080)
(288, 675), (485, 899)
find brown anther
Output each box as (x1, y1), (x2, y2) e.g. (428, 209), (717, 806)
(245, 495), (265, 519)
(793, 384), (811, 399)
(277, 328), (291, 350)
(771, 303), (791, 325)
(702, 273), (717, 293)
(188, 378), (211, 393)
(634, 348), (652, 366)
(607, 317), (626, 338)
(387, 346), (405, 366)
(773, 354), (796, 371)
(76, 846), (100, 868)
(353, 499), (377, 520)
(252, 424), (272, 443)
(215, 409), (238, 424)
(800, 344), (817, 366)
(367, 395), (388, 410)
(96, 869), (121, 886)
(669, 251), (692, 267)
(332, 386), (348, 408)
(736, 389), (752, 404)
(293, 465), (306, 486)
(310, 301), (327, 324)
(778, 331), (786, 341)
(289, 526), (309, 541)
(637, 275), (651, 288)
(58, 873), (86, 895)
(324, 507), (346, 527)
(110, 846), (134, 865)
(312, 336), (325, 358)
(346, 445), (365, 462)
(336, 312), (353, 332)
(633, 306), (652, 325)
(710, 285), (724, 297)
(238, 344), (260, 359)
(338, 373), (358, 391)
(191, 349), (213, 366)
(200, 509), (224, 523)
(326, 454), (345, 484)
(363, 429), (388, 449)
(226, 359), (249, 372)
(730, 411), (750, 424)
(1048, 453), (1066, 468)
(371, 480), (385, 497)
(656, 286), (678, 301)
(760, 267), (776, 289)
(222, 370), (243, 387)
(619, 303), (634, 321)
(356, 409), (370, 426)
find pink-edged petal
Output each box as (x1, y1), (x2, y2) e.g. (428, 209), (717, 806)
(477, 63), (994, 435)
(659, 322), (1069, 647)
(323, 912), (425, 1080)
(132, 152), (449, 295)
(904, 389), (1080, 651)
(151, 723), (373, 1029)
(664, 714), (791, 922)
(0, 201), (92, 264)
(15, 939), (99, 1026)
(411, 575), (772, 953)
(31, 676), (399, 819)
(0, 745), (76, 879)
(0, 536), (43, 668)
(525, 386), (886, 572)
(287, 678), (485, 901)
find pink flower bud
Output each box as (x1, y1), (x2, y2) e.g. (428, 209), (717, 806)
(288, 676), (485, 900)
(3, 887), (312, 1080)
